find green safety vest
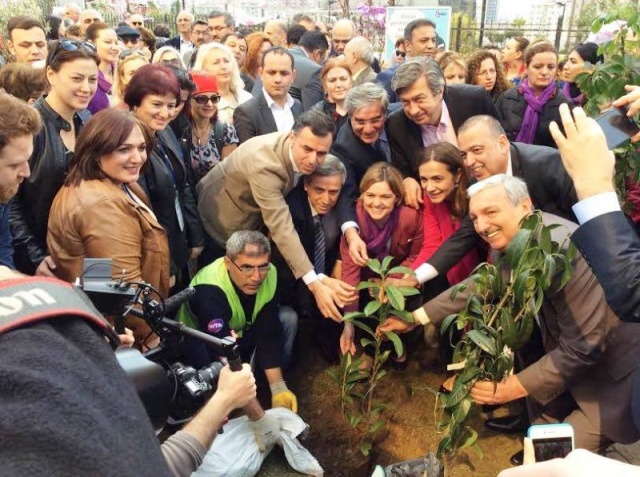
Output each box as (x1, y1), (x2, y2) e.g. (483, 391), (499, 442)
(177, 257), (277, 337)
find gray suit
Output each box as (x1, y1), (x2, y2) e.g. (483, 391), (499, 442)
(289, 46), (324, 111)
(352, 65), (377, 86)
(421, 213), (640, 449)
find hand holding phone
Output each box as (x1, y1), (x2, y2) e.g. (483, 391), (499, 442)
(527, 423), (575, 462)
(595, 107), (640, 149)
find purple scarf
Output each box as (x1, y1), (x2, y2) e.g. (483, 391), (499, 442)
(361, 205), (400, 262)
(516, 79), (557, 144)
(562, 81), (583, 106)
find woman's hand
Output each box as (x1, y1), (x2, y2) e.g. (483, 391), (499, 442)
(340, 322), (356, 356)
(321, 276), (357, 305)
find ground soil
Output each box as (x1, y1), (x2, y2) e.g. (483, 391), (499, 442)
(257, 319), (522, 477)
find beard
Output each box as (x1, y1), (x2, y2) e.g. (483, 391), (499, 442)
(0, 184), (18, 203)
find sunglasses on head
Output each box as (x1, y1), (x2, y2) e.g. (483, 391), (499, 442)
(395, 49), (406, 58)
(192, 94), (221, 105)
(48, 40), (96, 64)
(119, 49), (146, 60)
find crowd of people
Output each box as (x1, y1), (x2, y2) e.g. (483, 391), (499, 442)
(1, 4), (640, 476)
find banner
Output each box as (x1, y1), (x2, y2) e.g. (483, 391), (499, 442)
(383, 7), (452, 62)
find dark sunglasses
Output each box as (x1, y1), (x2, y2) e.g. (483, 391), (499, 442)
(131, 21), (143, 26)
(83, 17), (101, 24)
(161, 58), (182, 67)
(395, 49), (406, 58)
(192, 94), (220, 105)
(119, 49), (146, 60)
(48, 40), (96, 64)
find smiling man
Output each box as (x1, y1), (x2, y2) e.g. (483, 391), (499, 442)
(197, 110), (356, 324)
(7, 16), (48, 66)
(381, 174), (640, 464)
(0, 93), (40, 268)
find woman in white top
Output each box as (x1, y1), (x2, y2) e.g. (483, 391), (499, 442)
(193, 42), (252, 126)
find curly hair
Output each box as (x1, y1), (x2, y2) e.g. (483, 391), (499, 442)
(466, 50), (510, 101)
(242, 32), (272, 79)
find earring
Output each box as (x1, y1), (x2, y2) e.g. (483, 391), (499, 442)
(454, 181), (460, 188)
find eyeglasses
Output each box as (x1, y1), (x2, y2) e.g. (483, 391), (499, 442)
(48, 40), (96, 65)
(395, 49), (406, 58)
(83, 17), (101, 24)
(119, 49), (146, 60)
(131, 21), (143, 26)
(229, 257), (270, 276)
(161, 58), (182, 67)
(192, 94), (221, 105)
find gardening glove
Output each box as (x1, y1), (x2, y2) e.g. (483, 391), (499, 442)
(270, 381), (298, 413)
(248, 413), (280, 452)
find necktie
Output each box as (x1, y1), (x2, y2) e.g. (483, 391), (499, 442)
(313, 215), (325, 274)
(377, 138), (391, 162)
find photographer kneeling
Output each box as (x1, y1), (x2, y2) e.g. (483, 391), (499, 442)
(0, 266), (262, 476)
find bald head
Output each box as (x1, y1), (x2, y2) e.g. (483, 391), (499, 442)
(63, 2), (81, 23)
(264, 19), (287, 47)
(331, 19), (355, 55)
(344, 36), (373, 69)
(128, 14), (145, 28)
(79, 9), (103, 35)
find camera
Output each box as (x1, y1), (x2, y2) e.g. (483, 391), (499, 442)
(76, 259), (242, 431)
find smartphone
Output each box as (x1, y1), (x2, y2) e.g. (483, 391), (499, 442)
(527, 423), (575, 462)
(596, 107), (640, 149)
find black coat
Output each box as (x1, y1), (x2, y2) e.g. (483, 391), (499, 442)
(9, 97), (91, 275)
(427, 142), (578, 275)
(387, 84), (499, 178)
(311, 98), (349, 134)
(496, 86), (571, 148)
(233, 92), (303, 144)
(271, 182), (340, 307)
(138, 128), (204, 276)
(330, 120), (389, 225)
(572, 211), (640, 323)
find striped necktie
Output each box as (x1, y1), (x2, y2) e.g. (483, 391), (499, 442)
(313, 215), (326, 274)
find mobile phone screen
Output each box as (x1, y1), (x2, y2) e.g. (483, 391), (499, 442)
(596, 108), (640, 150)
(532, 436), (574, 462)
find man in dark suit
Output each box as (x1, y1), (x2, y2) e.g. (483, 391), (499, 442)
(330, 83), (390, 228)
(288, 30), (327, 111)
(386, 57), (500, 209)
(162, 11), (193, 56)
(234, 47), (303, 144)
(381, 174), (640, 457)
(272, 155), (347, 361)
(376, 18), (438, 103)
(410, 115), (577, 287)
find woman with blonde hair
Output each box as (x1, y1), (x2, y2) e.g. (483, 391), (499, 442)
(111, 50), (148, 108)
(152, 46), (185, 69)
(436, 51), (467, 85)
(193, 42), (252, 125)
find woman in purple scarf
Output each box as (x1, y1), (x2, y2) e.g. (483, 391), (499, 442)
(496, 42), (572, 148)
(561, 42), (603, 107)
(339, 163), (423, 369)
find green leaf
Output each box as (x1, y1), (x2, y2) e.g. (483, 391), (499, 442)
(387, 265), (415, 276)
(467, 295), (483, 316)
(450, 282), (468, 300)
(381, 255), (394, 272)
(436, 434), (452, 459)
(452, 396), (472, 425)
(369, 419), (386, 435)
(540, 225), (552, 254)
(364, 300), (381, 316)
(499, 308), (517, 349)
(360, 439), (372, 456)
(505, 228), (533, 269)
(385, 330), (404, 358)
(457, 366), (481, 384)
(466, 329), (498, 356)
(351, 319), (376, 338)
(394, 309), (415, 322)
(360, 337), (375, 349)
(342, 311), (366, 322)
(367, 258), (381, 274)
(386, 285), (405, 311)
(356, 281), (379, 290)
(459, 427), (479, 451)
(441, 313), (458, 335)
(444, 380), (472, 408)
(397, 286), (421, 296)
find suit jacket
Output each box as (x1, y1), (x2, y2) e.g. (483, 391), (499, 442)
(289, 47), (324, 111)
(426, 142), (578, 276)
(330, 120), (389, 225)
(572, 211), (640, 323)
(422, 213), (640, 444)
(387, 84), (499, 178)
(162, 35), (181, 50)
(197, 131), (313, 279)
(271, 182), (340, 306)
(353, 65), (377, 86)
(233, 92), (303, 144)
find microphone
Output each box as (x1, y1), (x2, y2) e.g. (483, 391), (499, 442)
(162, 287), (196, 316)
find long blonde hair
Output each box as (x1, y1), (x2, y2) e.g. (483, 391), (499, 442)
(193, 42), (245, 97)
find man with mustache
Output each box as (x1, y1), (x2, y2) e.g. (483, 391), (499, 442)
(381, 174), (640, 464)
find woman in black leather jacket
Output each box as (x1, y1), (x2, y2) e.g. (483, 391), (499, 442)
(125, 64), (205, 290)
(9, 40), (98, 275)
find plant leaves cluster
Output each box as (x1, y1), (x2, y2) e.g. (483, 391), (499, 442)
(327, 256), (419, 456)
(436, 213), (576, 458)
(575, 3), (640, 207)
